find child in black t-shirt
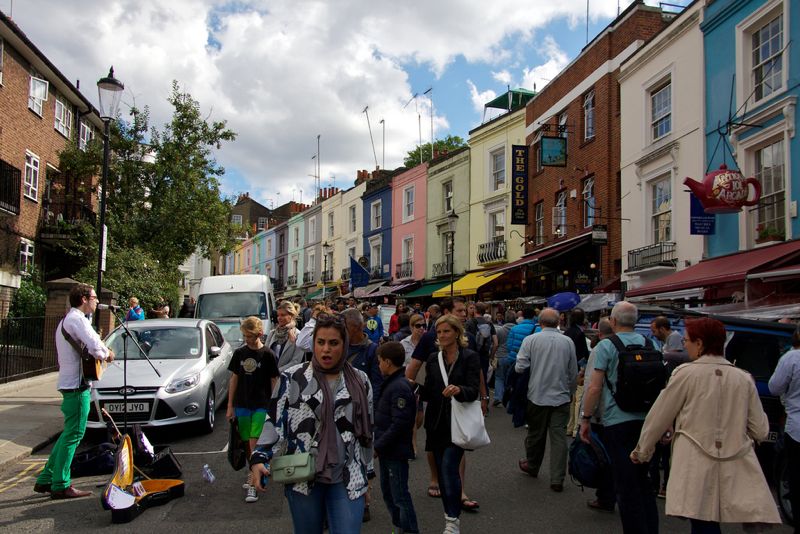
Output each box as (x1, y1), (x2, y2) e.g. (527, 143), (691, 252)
(226, 316), (278, 503)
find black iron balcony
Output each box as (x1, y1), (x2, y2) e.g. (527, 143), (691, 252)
(341, 267), (351, 281)
(40, 201), (97, 242)
(303, 271), (316, 285)
(273, 278), (285, 292)
(477, 237), (507, 265)
(433, 261), (452, 277)
(321, 268), (334, 283)
(0, 160), (21, 216)
(627, 242), (677, 272)
(395, 261), (413, 280)
(369, 266), (383, 280)
(287, 274), (298, 286)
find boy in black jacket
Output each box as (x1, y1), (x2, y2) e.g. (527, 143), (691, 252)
(375, 342), (419, 534)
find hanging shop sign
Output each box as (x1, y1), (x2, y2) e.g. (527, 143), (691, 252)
(540, 136), (567, 167)
(683, 164), (761, 214)
(591, 224), (608, 245)
(689, 193), (715, 235)
(511, 145), (529, 225)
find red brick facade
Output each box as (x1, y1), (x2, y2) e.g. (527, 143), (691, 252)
(524, 3), (669, 293)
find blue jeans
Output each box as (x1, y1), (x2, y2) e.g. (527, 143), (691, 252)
(284, 482), (365, 534)
(604, 419), (659, 534)
(379, 459), (419, 533)
(431, 445), (465, 519)
(494, 357), (510, 403)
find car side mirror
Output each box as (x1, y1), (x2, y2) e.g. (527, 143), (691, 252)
(209, 346), (221, 359)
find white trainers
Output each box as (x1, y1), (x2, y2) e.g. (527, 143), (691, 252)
(245, 485), (258, 503)
(443, 515), (460, 534)
(242, 472), (253, 489)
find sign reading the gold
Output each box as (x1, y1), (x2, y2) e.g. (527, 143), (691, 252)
(511, 145), (528, 225)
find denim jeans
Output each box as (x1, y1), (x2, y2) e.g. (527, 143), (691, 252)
(284, 481), (365, 534)
(431, 445), (465, 519)
(604, 419), (659, 534)
(494, 357), (510, 403)
(379, 459), (419, 533)
(689, 519), (721, 534)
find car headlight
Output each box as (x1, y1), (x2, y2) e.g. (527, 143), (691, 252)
(165, 373), (201, 394)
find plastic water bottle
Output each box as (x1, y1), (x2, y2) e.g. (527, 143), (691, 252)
(202, 464), (215, 484)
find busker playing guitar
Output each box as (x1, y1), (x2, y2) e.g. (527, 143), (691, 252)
(34, 283), (115, 499)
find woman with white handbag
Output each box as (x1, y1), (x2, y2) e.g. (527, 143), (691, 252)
(419, 315), (484, 534)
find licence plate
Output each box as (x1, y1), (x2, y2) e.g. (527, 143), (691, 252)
(764, 431), (778, 443)
(104, 402), (149, 414)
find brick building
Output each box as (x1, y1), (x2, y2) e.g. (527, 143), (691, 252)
(0, 12), (102, 314)
(517, 2), (671, 295)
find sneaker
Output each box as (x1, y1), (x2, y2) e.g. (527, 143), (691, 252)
(443, 515), (460, 534)
(243, 472), (253, 489)
(245, 485), (258, 503)
(657, 488), (666, 499)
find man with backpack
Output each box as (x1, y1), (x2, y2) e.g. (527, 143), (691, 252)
(467, 302), (498, 391)
(579, 301), (665, 534)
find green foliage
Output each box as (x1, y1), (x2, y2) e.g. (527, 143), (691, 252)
(403, 135), (466, 167)
(9, 269), (46, 317)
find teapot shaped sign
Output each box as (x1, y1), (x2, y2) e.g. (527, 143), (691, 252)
(683, 164), (761, 214)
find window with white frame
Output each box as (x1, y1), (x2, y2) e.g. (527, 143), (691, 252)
(753, 139), (785, 240)
(309, 218), (316, 242)
(348, 246), (356, 259)
(19, 239), (34, 274)
(443, 181), (453, 212)
(231, 214), (243, 226)
(54, 97), (72, 138)
(488, 209), (505, 241)
(28, 75), (49, 116)
(403, 186), (415, 220)
(650, 80), (671, 141)
(308, 252), (315, 272)
(583, 90), (595, 140)
(554, 191), (567, 236)
(328, 212), (334, 237)
(24, 151), (39, 201)
(293, 227), (300, 247)
(651, 176), (672, 243)
(752, 13), (784, 101)
(370, 238), (382, 270)
(534, 202), (544, 245)
(79, 121), (94, 151)
(490, 148), (505, 190)
(558, 112), (568, 139)
(257, 217), (267, 231)
(266, 238), (272, 256)
(371, 200), (382, 230)
(349, 205), (357, 232)
(442, 232), (453, 267)
(583, 177), (595, 228)
(402, 237), (414, 262)
(292, 258), (298, 277)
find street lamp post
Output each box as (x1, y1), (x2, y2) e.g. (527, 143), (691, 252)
(95, 67), (124, 319)
(322, 241), (332, 301)
(446, 211), (458, 298)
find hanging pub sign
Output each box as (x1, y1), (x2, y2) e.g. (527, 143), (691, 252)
(511, 145), (529, 225)
(689, 193), (715, 235)
(540, 136), (567, 167)
(683, 164), (761, 214)
(591, 224), (608, 245)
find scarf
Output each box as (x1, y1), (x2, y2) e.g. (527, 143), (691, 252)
(311, 354), (372, 481)
(273, 323), (295, 345)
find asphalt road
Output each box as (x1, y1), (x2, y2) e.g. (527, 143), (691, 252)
(0, 404), (792, 533)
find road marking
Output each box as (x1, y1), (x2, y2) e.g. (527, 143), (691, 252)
(0, 462), (45, 494)
(174, 443), (228, 456)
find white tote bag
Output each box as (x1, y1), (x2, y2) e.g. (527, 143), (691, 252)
(438, 352), (491, 450)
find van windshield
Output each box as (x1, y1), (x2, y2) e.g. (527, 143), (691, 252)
(196, 292), (267, 319)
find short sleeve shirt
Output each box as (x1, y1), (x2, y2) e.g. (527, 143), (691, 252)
(228, 345), (279, 409)
(592, 332), (648, 427)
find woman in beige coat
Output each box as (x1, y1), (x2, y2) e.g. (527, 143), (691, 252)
(631, 317), (781, 533)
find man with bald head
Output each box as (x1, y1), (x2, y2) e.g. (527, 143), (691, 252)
(579, 301), (658, 534)
(515, 307), (578, 492)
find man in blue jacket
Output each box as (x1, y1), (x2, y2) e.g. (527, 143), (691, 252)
(375, 342), (419, 534)
(506, 305), (539, 364)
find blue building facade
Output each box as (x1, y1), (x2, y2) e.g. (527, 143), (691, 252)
(702, 0), (798, 258)
(362, 173), (393, 280)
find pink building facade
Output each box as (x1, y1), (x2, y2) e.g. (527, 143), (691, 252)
(391, 163), (428, 282)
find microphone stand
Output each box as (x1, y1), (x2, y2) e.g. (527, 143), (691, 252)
(108, 308), (161, 430)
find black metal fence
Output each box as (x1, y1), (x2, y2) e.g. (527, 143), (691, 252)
(0, 316), (59, 384)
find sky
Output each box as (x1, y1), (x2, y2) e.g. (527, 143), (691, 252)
(2, 0), (681, 209)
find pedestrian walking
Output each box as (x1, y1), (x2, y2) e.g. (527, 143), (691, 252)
(632, 317), (781, 533)
(250, 314), (374, 532)
(491, 310), (516, 407)
(342, 308), (383, 400)
(564, 308), (589, 437)
(265, 301), (305, 371)
(34, 284), (115, 499)
(401, 314), (426, 366)
(515, 308), (578, 492)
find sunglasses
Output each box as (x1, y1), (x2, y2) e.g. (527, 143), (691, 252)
(412, 323), (426, 329)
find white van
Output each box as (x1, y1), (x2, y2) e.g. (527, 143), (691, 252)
(195, 275), (275, 344)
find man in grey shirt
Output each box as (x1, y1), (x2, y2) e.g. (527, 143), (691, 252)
(515, 307), (578, 492)
(650, 316), (688, 374)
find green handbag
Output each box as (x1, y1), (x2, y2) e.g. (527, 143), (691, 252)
(270, 450), (316, 484)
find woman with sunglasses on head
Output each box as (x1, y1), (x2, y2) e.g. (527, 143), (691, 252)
(631, 317), (781, 534)
(265, 301), (305, 371)
(419, 315), (481, 534)
(250, 314), (374, 533)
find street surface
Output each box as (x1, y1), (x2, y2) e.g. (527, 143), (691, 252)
(0, 405), (792, 533)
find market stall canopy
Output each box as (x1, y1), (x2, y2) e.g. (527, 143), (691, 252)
(353, 280), (387, 299)
(579, 293), (620, 313)
(403, 281), (451, 299)
(432, 271), (503, 298)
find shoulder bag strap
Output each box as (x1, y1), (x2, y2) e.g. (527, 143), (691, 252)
(60, 318), (87, 358)
(437, 351), (448, 386)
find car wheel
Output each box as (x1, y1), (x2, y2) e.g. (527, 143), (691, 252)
(200, 388), (215, 434)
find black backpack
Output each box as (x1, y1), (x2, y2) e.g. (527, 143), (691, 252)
(605, 334), (667, 413)
(568, 431), (611, 489)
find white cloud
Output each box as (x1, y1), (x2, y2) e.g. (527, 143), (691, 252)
(5, 0), (634, 206)
(492, 70), (513, 85)
(521, 36), (571, 92)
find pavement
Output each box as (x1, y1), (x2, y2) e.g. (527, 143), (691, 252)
(0, 373), (62, 475)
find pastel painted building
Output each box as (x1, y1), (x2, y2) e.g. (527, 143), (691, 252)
(361, 170), (393, 280)
(391, 163), (428, 282)
(274, 222), (289, 293)
(260, 227), (277, 281)
(303, 204), (322, 290)
(339, 178), (367, 283)
(318, 187), (342, 285)
(286, 212), (305, 296)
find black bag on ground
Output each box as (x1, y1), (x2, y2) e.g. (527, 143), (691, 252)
(605, 334), (667, 413)
(71, 442), (116, 477)
(228, 418), (247, 471)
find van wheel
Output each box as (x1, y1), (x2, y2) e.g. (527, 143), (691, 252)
(199, 388), (215, 434)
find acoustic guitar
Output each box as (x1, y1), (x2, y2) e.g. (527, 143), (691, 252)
(61, 321), (108, 381)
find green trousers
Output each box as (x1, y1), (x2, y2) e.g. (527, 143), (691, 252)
(524, 400), (571, 485)
(36, 389), (90, 491)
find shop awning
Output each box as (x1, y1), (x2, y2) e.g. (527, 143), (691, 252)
(626, 240), (800, 298)
(485, 234), (592, 276)
(306, 286), (339, 300)
(353, 280), (387, 299)
(370, 281), (418, 298)
(403, 281), (452, 299)
(432, 271), (504, 298)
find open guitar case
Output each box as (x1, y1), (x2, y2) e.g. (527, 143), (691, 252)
(100, 410), (185, 524)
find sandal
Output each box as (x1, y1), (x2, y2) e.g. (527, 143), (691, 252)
(427, 485), (441, 498)
(461, 498), (480, 511)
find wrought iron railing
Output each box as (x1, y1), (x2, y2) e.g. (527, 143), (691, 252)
(273, 279), (285, 292)
(341, 268), (351, 281)
(477, 237), (507, 264)
(433, 262), (452, 277)
(321, 269), (334, 283)
(303, 271), (316, 285)
(395, 261), (413, 280)
(287, 274), (298, 286)
(0, 316), (59, 384)
(0, 160), (21, 216)
(369, 266), (383, 280)
(627, 242), (677, 272)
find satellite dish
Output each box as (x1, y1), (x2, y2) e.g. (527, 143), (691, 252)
(358, 256), (369, 268)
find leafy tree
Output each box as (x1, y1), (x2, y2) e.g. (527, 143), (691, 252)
(8, 269), (46, 317)
(403, 134), (466, 167)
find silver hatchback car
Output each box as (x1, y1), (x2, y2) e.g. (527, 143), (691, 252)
(86, 319), (233, 433)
